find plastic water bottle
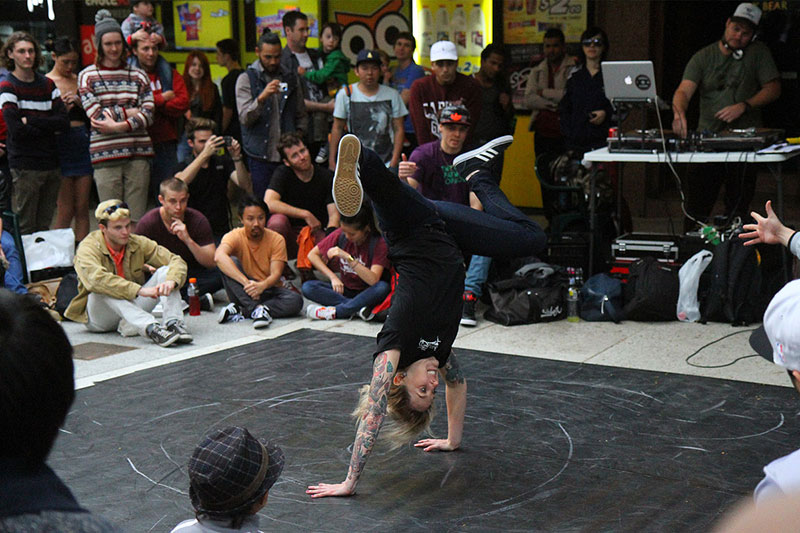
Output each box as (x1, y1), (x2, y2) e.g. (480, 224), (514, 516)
(188, 277), (201, 316)
(435, 5), (450, 41)
(451, 5), (468, 56)
(468, 4), (484, 57)
(567, 287), (580, 322)
(420, 6), (435, 57)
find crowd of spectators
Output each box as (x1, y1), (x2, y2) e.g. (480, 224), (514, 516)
(0, 3), (522, 330)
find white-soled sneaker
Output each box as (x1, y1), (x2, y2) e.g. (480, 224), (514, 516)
(453, 135), (514, 179)
(251, 305), (273, 329)
(306, 304), (336, 320)
(332, 134), (363, 217)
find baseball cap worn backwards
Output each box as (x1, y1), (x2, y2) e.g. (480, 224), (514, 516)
(752, 279), (800, 371)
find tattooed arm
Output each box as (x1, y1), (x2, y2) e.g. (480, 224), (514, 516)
(415, 351), (467, 452)
(306, 349), (400, 498)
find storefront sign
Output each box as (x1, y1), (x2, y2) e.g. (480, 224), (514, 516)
(504, 0), (586, 44)
(173, 1), (232, 50)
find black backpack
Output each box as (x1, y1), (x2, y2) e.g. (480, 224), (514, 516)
(484, 263), (568, 326)
(623, 257), (680, 321)
(700, 232), (777, 326)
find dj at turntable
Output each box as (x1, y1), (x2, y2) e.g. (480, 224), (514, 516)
(671, 2), (781, 231)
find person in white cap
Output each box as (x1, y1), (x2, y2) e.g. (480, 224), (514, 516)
(749, 279), (800, 504)
(408, 40), (482, 146)
(671, 2), (781, 232)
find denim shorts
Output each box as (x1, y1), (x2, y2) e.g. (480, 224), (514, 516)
(58, 125), (93, 177)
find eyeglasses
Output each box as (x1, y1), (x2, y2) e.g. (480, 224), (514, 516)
(582, 38), (604, 47)
(103, 201), (129, 216)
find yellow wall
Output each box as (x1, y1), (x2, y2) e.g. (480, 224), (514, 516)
(500, 117), (542, 208)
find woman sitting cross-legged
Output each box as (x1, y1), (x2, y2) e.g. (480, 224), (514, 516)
(302, 205), (391, 320)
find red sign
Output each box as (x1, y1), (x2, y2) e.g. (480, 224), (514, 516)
(80, 25), (97, 67)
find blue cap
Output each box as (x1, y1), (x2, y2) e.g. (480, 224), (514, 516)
(356, 49), (382, 66)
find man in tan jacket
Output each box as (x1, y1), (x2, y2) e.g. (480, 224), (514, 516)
(524, 28), (576, 159)
(65, 199), (189, 347)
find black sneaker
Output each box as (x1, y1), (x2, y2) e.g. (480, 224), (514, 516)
(453, 135), (514, 179)
(251, 305), (273, 329)
(146, 323), (181, 347)
(200, 292), (214, 311)
(166, 319), (193, 343)
(460, 291), (477, 327)
(332, 134), (363, 217)
(218, 302), (244, 324)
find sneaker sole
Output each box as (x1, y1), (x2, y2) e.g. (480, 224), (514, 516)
(157, 334), (181, 347)
(253, 319), (272, 329)
(460, 318), (477, 327)
(332, 134), (363, 217)
(452, 135), (514, 169)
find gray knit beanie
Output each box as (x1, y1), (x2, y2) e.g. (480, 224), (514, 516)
(94, 9), (122, 43)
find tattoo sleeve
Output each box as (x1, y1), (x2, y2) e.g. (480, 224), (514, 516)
(346, 352), (394, 485)
(443, 351), (466, 385)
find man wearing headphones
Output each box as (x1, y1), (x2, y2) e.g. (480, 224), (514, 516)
(671, 3), (780, 231)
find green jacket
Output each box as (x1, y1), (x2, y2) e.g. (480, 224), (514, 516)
(64, 230), (187, 323)
(304, 48), (350, 87)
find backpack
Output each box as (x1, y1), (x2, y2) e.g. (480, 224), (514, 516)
(700, 232), (778, 326)
(55, 270), (79, 318)
(622, 257), (680, 321)
(579, 273), (623, 323)
(484, 262), (568, 326)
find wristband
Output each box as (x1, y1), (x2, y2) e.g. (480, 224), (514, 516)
(232, 158), (242, 162)
(788, 230), (798, 250)
(742, 101), (752, 111)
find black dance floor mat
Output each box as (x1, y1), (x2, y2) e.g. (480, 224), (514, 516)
(50, 329), (800, 532)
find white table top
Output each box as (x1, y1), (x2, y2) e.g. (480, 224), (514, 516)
(583, 147), (800, 164)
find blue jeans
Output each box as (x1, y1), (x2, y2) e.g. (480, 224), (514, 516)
(150, 141), (178, 199)
(176, 132), (192, 165)
(302, 279), (390, 318)
(1, 230), (27, 294)
(464, 254), (491, 298)
(360, 147), (546, 257)
(248, 157), (281, 202)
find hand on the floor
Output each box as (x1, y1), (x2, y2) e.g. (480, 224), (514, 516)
(306, 481), (355, 498)
(741, 200), (790, 246)
(414, 438), (459, 452)
(244, 279), (265, 299)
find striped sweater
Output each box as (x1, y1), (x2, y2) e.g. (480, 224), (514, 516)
(0, 72), (69, 170)
(77, 64), (155, 164)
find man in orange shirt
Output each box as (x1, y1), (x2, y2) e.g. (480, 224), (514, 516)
(214, 195), (303, 328)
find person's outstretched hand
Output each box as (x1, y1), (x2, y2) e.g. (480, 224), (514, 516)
(740, 200), (789, 246)
(306, 481), (355, 498)
(414, 438), (459, 452)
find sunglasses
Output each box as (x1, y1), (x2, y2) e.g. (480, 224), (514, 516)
(103, 201), (129, 216)
(582, 38), (604, 47)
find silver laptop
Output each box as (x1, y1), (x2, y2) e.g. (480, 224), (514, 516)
(601, 61), (657, 102)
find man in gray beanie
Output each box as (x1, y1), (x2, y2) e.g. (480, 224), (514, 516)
(77, 9), (155, 222)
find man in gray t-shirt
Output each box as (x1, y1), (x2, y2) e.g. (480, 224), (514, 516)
(671, 2), (780, 229)
(329, 49), (407, 169)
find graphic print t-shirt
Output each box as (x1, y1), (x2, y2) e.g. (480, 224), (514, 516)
(334, 84), (407, 165)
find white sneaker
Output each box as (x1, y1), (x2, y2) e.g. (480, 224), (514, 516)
(306, 304), (336, 320)
(315, 144), (329, 164)
(251, 305), (273, 329)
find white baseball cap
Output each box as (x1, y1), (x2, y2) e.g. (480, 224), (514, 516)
(731, 2), (762, 28)
(430, 41), (458, 62)
(753, 279), (800, 371)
